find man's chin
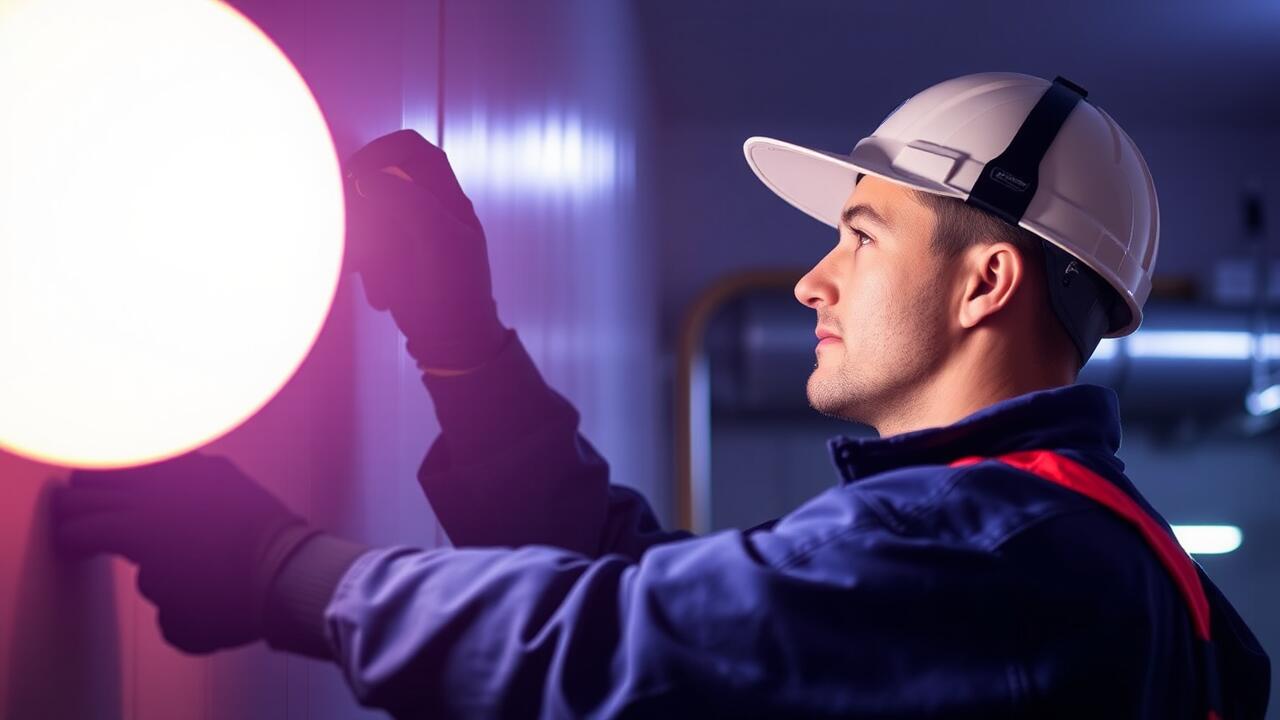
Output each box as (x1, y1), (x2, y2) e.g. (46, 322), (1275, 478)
(806, 372), (854, 421)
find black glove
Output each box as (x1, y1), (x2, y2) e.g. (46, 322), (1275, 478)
(343, 129), (510, 371)
(52, 452), (319, 654)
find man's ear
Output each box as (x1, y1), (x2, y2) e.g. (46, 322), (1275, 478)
(957, 242), (1024, 329)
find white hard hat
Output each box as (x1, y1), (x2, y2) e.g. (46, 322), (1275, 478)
(743, 72), (1159, 344)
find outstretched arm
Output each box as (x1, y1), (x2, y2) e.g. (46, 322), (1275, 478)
(52, 448), (1017, 717)
(415, 325), (693, 558)
(311, 487), (1017, 719)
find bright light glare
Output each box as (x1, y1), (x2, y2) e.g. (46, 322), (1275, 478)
(438, 109), (625, 198)
(1086, 331), (1280, 366)
(1127, 331), (1253, 360)
(1245, 384), (1280, 417)
(1171, 525), (1243, 555)
(1127, 331), (1280, 360)
(1092, 338), (1121, 361)
(0, 0), (344, 469)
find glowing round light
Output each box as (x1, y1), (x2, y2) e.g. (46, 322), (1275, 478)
(0, 0), (344, 469)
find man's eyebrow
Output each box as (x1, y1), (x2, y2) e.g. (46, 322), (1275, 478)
(840, 204), (890, 229)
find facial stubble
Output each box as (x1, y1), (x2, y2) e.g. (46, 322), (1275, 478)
(804, 266), (950, 431)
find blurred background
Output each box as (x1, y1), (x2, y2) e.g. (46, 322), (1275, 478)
(0, 1), (1276, 717)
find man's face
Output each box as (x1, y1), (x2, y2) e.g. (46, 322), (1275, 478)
(794, 175), (952, 430)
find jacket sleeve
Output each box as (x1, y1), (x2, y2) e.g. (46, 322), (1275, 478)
(321, 483), (1020, 719)
(417, 328), (692, 558)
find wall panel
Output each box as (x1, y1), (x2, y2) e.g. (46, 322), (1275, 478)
(0, 1), (656, 717)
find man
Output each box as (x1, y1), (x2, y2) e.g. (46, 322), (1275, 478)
(55, 73), (1270, 717)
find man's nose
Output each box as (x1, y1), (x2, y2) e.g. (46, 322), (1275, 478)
(794, 261), (834, 310)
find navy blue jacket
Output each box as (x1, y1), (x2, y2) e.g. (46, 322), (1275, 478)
(319, 330), (1270, 718)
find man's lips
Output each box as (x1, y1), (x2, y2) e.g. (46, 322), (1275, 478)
(815, 327), (841, 350)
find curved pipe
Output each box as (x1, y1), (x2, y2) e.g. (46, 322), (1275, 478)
(674, 269), (804, 532)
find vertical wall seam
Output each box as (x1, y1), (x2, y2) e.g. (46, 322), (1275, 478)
(437, 0), (446, 148)
(433, 0), (448, 551)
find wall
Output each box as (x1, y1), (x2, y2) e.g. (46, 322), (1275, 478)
(0, 1), (659, 717)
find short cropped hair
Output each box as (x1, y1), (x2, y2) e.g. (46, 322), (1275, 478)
(908, 189), (1046, 268)
(853, 173), (1045, 265)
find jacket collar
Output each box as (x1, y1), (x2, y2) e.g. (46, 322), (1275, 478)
(827, 383), (1123, 484)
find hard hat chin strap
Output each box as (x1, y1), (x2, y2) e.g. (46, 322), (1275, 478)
(965, 76), (1124, 367)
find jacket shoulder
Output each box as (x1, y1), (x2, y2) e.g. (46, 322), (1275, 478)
(846, 460), (1103, 552)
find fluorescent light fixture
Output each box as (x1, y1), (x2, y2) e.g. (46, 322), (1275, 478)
(1245, 383), (1280, 417)
(1092, 338), (1121, 361)
(1086, 331), (1280, 364)
(1128, 331), (1253, 360)
(1170, 525), (1242, 555)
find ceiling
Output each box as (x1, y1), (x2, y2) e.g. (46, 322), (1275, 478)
(633, 0), (1280, 130)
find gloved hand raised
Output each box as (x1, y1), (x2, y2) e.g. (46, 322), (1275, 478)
(52, 452), (318, 654)
(343, 129), (510, 371)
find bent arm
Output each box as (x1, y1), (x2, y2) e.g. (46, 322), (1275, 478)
(417, 328), (691, 558)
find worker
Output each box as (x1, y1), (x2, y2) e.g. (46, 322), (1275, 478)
(54, 72), (1270, 718)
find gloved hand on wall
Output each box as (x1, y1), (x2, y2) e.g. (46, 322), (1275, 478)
(51, 452), (332, 654)
(343, 129), (511, 372)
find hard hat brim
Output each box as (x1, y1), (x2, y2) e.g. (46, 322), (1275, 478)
(743, 135), (964, 229)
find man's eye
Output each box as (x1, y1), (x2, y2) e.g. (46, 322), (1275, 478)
(846, 227), (873, 247)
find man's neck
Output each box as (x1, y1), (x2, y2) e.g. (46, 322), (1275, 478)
(873, 345), (1075, 438)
